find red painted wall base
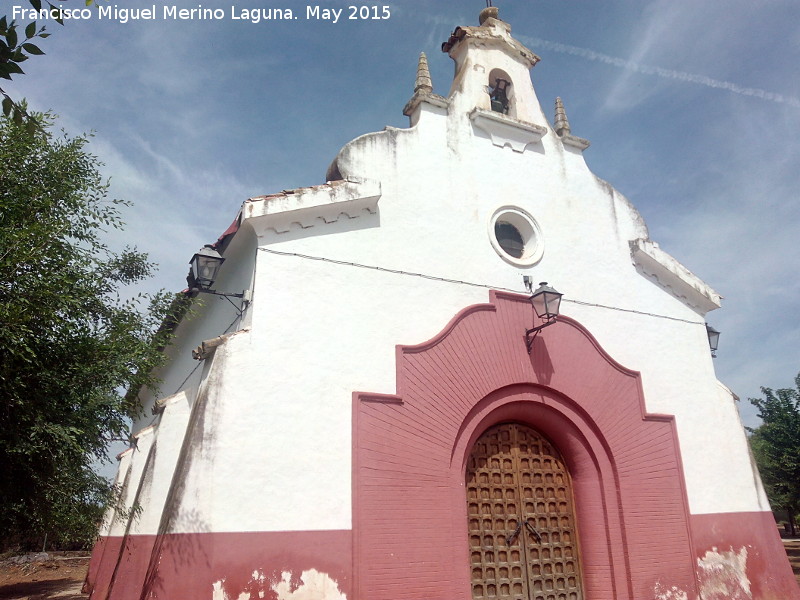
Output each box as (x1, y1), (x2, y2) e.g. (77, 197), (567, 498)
(85, 515), (799, 599)
(691, 511), (800, 600)
(85, 530), (351, 600)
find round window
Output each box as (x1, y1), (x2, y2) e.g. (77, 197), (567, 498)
(494, 221), (524, 258)
(488, 207), (543, 266)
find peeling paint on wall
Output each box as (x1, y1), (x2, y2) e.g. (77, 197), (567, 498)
(212, 569), (346, 600)
(654, 581), (689, 600)
(697, 546), (752, 600)
(212, 579), (227, 600)
(271, 570), (346, 600)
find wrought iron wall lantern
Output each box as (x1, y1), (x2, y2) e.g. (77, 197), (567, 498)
(189, 245), (226, 290)
(705, 323), (720, 358)
(188, 245), (251, 307)
(523, 277), (563, 353)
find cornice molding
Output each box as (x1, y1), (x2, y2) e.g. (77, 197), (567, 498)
(243, 179), (381, 235)
(630, 238), (722, 313)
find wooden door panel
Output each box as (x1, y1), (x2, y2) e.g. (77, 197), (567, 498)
(467, 424), (583, 600)
(467, 425), (529, 599)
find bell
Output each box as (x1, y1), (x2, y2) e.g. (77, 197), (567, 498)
(489, 78), (511, 114)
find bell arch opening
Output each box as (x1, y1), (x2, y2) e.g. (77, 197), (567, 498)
(466, 422), (584, 600)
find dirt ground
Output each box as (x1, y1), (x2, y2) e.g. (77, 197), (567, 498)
(786, 538), (800, 587)
(0, 553), (88, 600)
(0, 542), (798, 599)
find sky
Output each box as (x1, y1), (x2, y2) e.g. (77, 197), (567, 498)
(7, 0), (800, 432)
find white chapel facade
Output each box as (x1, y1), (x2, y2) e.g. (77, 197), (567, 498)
(86, 8), (800, 600)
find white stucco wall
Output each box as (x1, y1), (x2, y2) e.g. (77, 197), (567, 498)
(106, 427), (154, 537)
(119, 13), (765, 538)
(98, 448), (133, 537)
(125, 391), (193, 536)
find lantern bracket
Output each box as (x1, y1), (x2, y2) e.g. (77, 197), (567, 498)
(524, 318), (557, 353)
(191, 288), (249, 300)
(189, 287), (252, 320)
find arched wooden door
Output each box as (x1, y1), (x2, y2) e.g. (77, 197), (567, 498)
(466, 423), (583, 600)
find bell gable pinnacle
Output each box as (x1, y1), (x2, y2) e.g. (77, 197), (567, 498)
(554, 97), (571, 136)
(402, 52), (449, 125)
(554, 96), (590, 150)
(414, 52), (433, 95)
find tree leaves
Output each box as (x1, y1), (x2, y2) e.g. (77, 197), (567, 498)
(749, 373), (800, 534)
(0, 112), (180, 550)
(0, 0), (55, 127)
(22, 43), (44, 55)
(5, 26), (17, 49)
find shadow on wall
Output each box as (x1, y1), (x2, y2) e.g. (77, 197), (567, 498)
(529, 334), (554, 385)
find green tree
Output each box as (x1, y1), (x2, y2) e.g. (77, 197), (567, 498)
(0, 112), (180, 550)
(2, 1), (102, 127)
(748, 373), (800, 536)
(1, 0), (57, 128)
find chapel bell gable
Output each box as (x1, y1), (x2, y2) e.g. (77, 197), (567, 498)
(441, 6), (549, 129)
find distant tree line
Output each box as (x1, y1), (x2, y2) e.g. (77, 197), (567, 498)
(748, 372), (800, 537)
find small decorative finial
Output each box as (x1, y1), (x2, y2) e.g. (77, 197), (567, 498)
(479, 5), (499, 25)
(554, 97), (571, 137)
(414, 52), (433, 95)
(553, 97), (590, 149)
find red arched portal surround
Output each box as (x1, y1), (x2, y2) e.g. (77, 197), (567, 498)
(352, 291), (699, 600)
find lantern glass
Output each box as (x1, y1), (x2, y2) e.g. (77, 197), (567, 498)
(530, 282), (562, 320)
(706, 324), (720, 353)
(190, 246), (225, 289)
